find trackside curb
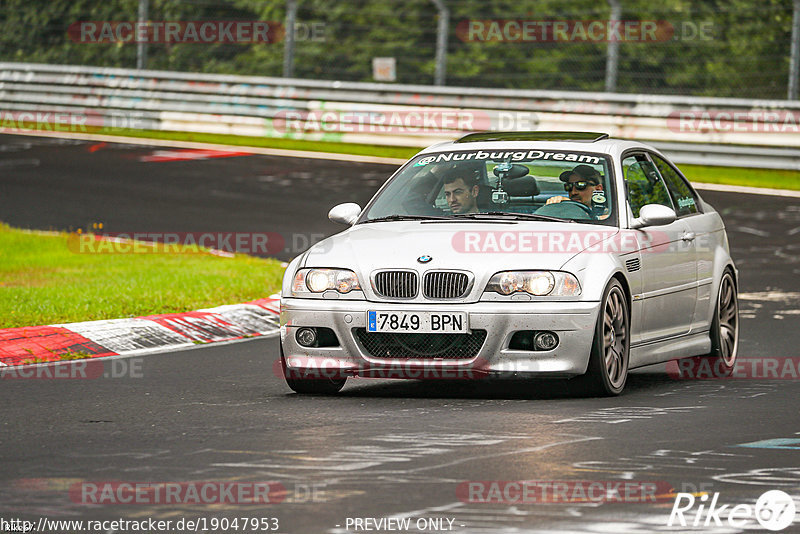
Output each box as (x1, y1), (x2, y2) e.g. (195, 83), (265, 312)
(0, 298), (280, 367)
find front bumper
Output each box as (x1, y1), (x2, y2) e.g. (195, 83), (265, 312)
(280, 298), (600, 379)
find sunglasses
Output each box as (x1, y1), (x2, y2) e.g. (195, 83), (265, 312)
(564, 181), (595, 192)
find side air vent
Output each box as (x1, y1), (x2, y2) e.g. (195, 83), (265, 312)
(625, 258), (641, 272)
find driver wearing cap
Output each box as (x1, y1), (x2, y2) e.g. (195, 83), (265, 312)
(545, 164), (608, 219)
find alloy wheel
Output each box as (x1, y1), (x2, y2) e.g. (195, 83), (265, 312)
(717, 273), (738, 367)
(603, 286), (628, 389)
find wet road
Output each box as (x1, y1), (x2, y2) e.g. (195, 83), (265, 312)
(1, 133), (799, 533)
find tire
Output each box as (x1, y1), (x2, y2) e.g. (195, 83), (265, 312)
(702, 270), (739, 376)
(579, 279), (630, 396)
(280, 344), (346, 395)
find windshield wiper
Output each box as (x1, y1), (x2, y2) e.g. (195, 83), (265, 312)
(448, 212), (574, 223)
(361, 214), (451, 223)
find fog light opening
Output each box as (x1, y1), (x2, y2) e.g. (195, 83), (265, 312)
(534, 331), (559, 351)
(296, 327), (318, 347)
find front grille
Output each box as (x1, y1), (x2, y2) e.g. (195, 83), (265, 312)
(354, 328), (487, 360)
(374, 271), (418, 299)
(423, 271), (470, 299)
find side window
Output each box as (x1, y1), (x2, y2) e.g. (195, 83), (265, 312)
(651, 154), (699, 216)
(622, 154), (673, 218)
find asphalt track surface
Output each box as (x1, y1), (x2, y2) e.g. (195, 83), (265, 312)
(2, 134), (800, 533)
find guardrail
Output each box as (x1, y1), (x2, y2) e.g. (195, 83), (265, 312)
(3, 62), (800, 169)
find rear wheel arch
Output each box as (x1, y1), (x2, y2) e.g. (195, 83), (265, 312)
(706, 262), (737, 325)
(684, 267), (739, 377)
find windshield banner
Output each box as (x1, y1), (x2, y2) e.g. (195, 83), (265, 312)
(415, 150), (602, 166)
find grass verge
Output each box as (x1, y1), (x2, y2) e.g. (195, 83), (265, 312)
(680, 164), (800, 191)
(0, 223), (284, 329)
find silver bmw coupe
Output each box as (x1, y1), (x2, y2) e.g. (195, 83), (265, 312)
(279, 132), (738, 396)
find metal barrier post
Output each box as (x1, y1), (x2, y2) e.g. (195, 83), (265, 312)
(789, 0), (800, 99)
(605, 0), (621, 93)
(283, 0), (298, 78)
(136, 0), (149, 70)
(431, 0), (449, 86)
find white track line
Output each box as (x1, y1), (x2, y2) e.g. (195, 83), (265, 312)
(7, 130), (800, 196)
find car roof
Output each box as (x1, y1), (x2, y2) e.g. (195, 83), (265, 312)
(417, 131), (657, 161)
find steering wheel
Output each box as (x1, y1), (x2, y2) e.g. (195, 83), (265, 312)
(560, 200), (596, 217)
(536, 199), (597, 220)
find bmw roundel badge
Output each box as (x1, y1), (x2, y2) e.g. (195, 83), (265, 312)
(417, 255), (432, 263)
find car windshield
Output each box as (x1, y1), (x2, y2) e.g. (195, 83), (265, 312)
(361, 148), (616, 225)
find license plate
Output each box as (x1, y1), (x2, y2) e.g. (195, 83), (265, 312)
(367, 311), (469, 333)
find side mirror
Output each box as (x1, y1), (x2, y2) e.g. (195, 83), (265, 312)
(631, 204), (677, 229)
(328, 203), (362, 225)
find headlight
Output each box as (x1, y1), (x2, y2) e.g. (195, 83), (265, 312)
(292, 268), (361, 294)
(485, 271), (580, 296)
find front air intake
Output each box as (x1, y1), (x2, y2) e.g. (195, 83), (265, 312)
(354, 329), (487, 360)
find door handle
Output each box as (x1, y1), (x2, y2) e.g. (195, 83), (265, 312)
(681, 232), (696, 242)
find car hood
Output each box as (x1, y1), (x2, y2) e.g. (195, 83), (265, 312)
(303, 220), (619, 274)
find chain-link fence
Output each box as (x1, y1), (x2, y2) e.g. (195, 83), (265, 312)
(0, 0), (797, 99)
